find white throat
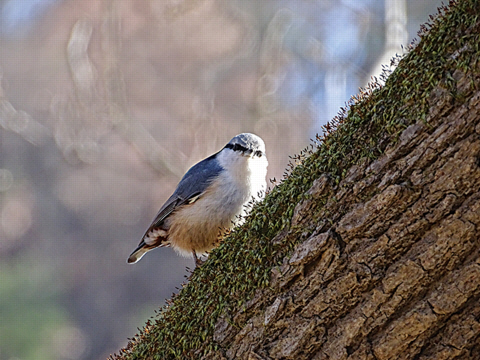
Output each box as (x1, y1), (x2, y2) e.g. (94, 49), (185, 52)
(217, 148), (268, 200)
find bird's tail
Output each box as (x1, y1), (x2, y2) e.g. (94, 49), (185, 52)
(127, 242), (154, 264)
(128, 228), (169, 264)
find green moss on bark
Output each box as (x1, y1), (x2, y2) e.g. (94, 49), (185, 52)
(111, 1), (480, 358)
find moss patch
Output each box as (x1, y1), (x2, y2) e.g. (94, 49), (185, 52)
(111, 1), (480, 358)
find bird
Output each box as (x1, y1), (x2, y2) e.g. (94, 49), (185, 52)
(127, 133), (268, 267)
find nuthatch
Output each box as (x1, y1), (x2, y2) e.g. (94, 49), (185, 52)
(127, 133), (268, 266)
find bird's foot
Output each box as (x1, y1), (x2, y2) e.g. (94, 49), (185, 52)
(192, 251), (205, 268)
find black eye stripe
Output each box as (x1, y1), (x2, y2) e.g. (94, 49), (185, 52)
(225, 143), (249, 152)
(225, 143), (264, 157)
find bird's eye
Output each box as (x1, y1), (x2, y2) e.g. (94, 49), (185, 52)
(255, 150), (263, 157)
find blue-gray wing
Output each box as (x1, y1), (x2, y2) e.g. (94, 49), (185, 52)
(146, 153), (223, 230)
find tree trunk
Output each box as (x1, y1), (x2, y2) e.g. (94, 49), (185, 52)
(112, 1), (480, 359)
(218, 82), (480, 359)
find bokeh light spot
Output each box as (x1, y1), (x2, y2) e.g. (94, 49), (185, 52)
(0, 169), (13, 192)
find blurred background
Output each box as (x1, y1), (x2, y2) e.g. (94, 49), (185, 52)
(0, 0), (445, 359)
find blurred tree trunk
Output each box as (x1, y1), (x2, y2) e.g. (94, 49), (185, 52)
(371, 0), (408, 81)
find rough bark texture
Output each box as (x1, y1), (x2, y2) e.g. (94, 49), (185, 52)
(210, 76), (480, 360)
(113, 1), (480, 359)
(204, 7), (480, 360)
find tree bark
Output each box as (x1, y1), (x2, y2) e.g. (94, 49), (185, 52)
(112, 1), (480, 359)
(216, 82), (480, 359)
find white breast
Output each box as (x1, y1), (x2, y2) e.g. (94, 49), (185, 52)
(216, 148), (268, 212)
